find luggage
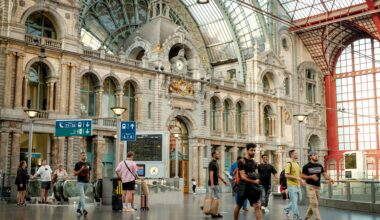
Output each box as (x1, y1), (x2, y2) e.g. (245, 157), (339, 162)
(112, 178), (123, 211)
(202, 194), (219, 215)
(140, 194), (149, 210)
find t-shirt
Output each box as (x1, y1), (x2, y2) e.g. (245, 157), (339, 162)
(258, 163), (277, 186)
(302, 162), (325, 187)
(237, 157), (258, 184)
(36, 165), (52, 182)
(115, 160), (137, 183)
(54, 169), (68, 181)
(285, 160), (301, 187)
(74, 161), (91, 183)
(208, 160), (219, 186)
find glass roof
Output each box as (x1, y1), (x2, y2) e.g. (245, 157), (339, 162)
(278, 0), (366, 21)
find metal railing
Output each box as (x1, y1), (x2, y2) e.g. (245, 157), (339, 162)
(320, 180), (380, 204)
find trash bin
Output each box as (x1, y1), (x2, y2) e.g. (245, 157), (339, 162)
(111, 178), (122, 211)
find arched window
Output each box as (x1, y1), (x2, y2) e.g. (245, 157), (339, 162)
(264, 105), (273, 136)
(80, 74), (97, 116)
(335, 38), (380, 151)
(236, 102), (242, 134)
(123, 82), (135, 121)
(102, 78), (117, 117)
(284, 77), (290, 96)
(26, 12), (57, 39)
(223, 100), (231, 133)
(263, 75), (270, 93)
(27, 62), (48, 110)
(306, 69), (316, 103)
(210, 98), (217, 131)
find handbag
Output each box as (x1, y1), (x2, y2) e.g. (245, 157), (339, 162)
(203, 192), (219, 215)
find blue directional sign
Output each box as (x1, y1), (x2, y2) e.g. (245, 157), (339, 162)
(55, 119), (92, 137)
(120, 121), (136, 141)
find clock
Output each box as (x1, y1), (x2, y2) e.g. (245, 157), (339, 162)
(176, 60), (184, 71)
(150, 166), (159, 176)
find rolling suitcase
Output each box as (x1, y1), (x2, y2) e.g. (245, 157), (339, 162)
(140, 194), (149, 210)
(112, 178), (123, 211)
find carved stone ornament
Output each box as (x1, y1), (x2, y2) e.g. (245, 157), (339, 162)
(169, 79), (194, 96)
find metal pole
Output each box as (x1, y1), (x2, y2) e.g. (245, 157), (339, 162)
(115, 116), (121, 172)
(175, 137), (179, 178)
(123, 141), (127, 160)
(27, 120), (33, 174)
(299, 121), (303, 165)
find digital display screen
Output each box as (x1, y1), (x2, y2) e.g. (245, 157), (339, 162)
(136, 164), (145, 177)
(345, 153), (357, 169)
(127, 134), (163, 161)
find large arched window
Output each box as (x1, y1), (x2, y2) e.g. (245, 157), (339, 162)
(26, 12), (57, 39)
(210, 98), (217, 131)
(223, 100), (231, 133)
(236, 102), (242, 134)
(27, 62), (48, 110)
(306, 69), (316, 103)
(102, 78), (117, 117)
(80, 73), (97, 116)
(123, 81), (135, 121)
(335, 38), (380, 151)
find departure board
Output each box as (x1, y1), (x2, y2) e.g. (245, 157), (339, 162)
(127, 134), (163, 161)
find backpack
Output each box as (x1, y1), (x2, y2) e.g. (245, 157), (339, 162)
(232, 158), (258, 191)
(279, 162), (292, 189)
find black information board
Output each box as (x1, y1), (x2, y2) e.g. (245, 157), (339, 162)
(127, 134), (163, 161)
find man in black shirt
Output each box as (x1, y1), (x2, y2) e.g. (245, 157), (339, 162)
(258, 154), (278, 214)
(208, 151), (227, 218)
(74, 152), (91, 217)
(234, 143), (262, 220)
(302, 151), (334, 220)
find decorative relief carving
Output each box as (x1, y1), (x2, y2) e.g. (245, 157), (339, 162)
(169, 79), (194, 96)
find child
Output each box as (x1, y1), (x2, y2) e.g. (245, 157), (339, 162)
(191, 178), (197, 195)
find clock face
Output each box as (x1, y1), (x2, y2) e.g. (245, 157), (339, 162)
(150, 166), (159, 176)
(176, 60), (184, 71)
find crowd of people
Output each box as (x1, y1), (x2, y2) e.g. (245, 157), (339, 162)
(204, 143), (334, 220)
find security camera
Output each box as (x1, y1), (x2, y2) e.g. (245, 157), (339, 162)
(160, 66), (164, 71)
(155, 66), (159, 70)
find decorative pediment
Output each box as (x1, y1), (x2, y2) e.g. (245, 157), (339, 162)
(169, 79), (194, 96)
(259, 50), (286, 68)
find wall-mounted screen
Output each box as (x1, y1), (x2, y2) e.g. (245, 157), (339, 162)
(136, 164), (145, 177)
(127, 134), (163, 161)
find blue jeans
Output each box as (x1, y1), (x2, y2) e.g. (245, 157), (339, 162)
(77, 182), (89, 210)
(211, 185), (221, 199)
(260, 185), (271, 207)
(234, 191), (247, 208)
(284, 186), (300, 218)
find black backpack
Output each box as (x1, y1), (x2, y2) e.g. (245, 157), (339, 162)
(279, 162), (292, 189)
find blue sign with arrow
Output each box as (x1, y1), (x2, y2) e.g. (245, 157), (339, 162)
(120, 121), (136, 141)
(55, 119), (92, 137)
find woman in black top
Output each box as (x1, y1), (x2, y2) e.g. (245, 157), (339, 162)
(15, 160), (29, 206)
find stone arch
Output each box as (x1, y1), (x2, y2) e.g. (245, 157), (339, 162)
(24, 57), (56, 77)
(125, 36), (152, 60)
(20, 5), (67, 39)
(297, 61), (321, 75)
(307, 134), (322, 151)
(102, 73), (122, 90)
(235, 99), (247, 111)
(222, 96), (234, 108)
(210, 95), (222, 108)
(261, 102), (276, 115)
(166, 110), (196, 137)
(79, 70), (102, 87)
(258, 69), (278, 92)
(121, 77), (142, 94)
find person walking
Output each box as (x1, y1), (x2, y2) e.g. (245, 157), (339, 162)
(31, 159), (52, 204)
(115, 151), (139, 212)
(258, 154), (278, 214)
(302, 151), (334, 220)
(53, 164), (68, 183)
(15, 160), (29, 206)
(283, 150), (304, 220)
(233, 143), (262, 220)
(191, 178), (197, 195)
(229, 156), (248, 211)
(208, 151), (227, 218)
(74, 152), (91, 217)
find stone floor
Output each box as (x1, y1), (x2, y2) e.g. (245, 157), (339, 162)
(1, 194), (380, 220)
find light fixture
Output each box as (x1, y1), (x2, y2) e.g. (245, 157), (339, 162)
(197, 0), (210, 4)
(24, 109), (39, 119)
(111, 107), (127, 116)
(293, 114), (308, 122)
(174, 133), (179, 138)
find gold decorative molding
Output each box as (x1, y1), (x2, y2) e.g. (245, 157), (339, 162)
(169, 79), (194, 96)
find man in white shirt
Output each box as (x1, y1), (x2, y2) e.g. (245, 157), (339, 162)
(32, 160), (52, 204)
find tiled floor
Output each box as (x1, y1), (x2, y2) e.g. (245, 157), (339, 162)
(1, 194), (380, 220)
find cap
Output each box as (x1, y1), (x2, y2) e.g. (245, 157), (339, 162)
(308, 151), (318, 157)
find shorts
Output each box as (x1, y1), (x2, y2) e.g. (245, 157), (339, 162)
(122, 181), (135, 191)
(17, 184), (26, 191)
(236, 183), (261, 207)
(41, 181), (51, 190)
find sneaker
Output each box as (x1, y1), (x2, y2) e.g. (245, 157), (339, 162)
(264, 207), (269, 213)
(211, 214), (223, 218)
(261, 206), (265, 210)
(76, 209), (83, 216)
(283, 209), (290, 217)
(126, 208), (135, 212)
(83, 210), (88, 217)
(242, 208), (249, 211)
(122, 207), (129, 212)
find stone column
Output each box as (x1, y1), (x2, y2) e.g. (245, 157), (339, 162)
(0, 131), (9, 175)
(69, 64), (77, 115)
(46, 81), (55, 111)
(93, 136), (105, 179)
(255, 144), (262, 162)
(231, 145), (238, 163)
(275, 149), (284, 172)
(14, 53), (24, 108)
(116, 90), (123, 107)
(95, 88), (103, 117)
(10, 132), (21, 176)
(230, 110), (236, 135)
(217, 107), (223, 135)
(219, 145), (226, 177)
(198, 144), (205, 187)
(242, 111), (248, 135)
(135, 94), (142, 123)
(192, 144), (198, 181)
(23, 75), (28, 108)
(66, 137), (74, 175)
(60, 63), (68, 113)
(3, 52), (14, 108)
